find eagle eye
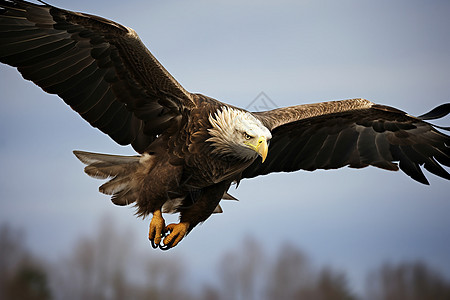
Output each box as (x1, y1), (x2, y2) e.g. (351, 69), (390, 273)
(244, 133), (252, 140)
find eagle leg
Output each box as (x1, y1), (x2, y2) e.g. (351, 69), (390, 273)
(160, 222), (190, 249)
(148, 210), (166, 248)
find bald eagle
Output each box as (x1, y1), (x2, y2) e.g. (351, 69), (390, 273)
(1, 0), (449, 250)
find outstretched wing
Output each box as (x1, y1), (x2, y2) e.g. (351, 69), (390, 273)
(0, 0), (196, 153)
(243, 99), (450, 184)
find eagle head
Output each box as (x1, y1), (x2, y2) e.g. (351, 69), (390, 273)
(207, 107), (272, 162)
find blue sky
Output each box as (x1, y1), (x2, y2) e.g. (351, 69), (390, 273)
(1, 0), (449, 294)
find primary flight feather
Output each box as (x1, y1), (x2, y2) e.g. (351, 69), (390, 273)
(1, 0), (449, 249)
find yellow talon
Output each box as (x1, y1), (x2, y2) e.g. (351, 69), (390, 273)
(148, 210), (165, 246)
(163, 222), (190, 248)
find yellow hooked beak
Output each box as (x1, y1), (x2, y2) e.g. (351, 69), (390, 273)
(245, 136), (269, 162)
(255, 137), (268, 163)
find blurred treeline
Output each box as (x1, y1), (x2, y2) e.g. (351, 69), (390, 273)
(1, 219), (450, 300)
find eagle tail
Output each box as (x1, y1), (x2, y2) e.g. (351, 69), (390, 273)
(73, 150), (143, 206)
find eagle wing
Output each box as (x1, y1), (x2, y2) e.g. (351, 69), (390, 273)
(243, 99), (450, 184)
(0, 0), (195, 153)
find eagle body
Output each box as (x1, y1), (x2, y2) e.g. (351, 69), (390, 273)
(75, 93), (265, 236)
(1, 0), (449, 249)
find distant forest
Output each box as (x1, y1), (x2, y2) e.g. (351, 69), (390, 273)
(1, 219), (449, 300)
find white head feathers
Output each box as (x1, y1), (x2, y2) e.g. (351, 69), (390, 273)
(207, 107), (272, 160)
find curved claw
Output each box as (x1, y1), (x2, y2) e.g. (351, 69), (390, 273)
(159, 243), (172, 251)
(150, 231), (169, 249)
(151, 226), (175, 250)
(150, 239), (159, 249)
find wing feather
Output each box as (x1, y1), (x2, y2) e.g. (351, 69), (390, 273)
(0, 0), (195, 153)
(244, 100), (450, 184)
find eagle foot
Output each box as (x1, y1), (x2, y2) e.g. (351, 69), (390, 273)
(148, 210), (166, 249)
(159, 222), (190, 250)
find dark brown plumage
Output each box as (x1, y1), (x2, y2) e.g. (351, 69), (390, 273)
(1, 0), (449, 249)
